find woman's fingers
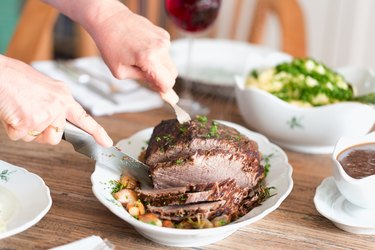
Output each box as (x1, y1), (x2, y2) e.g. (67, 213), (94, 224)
(34, 116), (66, 145)
(66, 99), (113, 147)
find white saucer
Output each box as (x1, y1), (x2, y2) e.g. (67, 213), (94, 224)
(314, 177), (375, 234)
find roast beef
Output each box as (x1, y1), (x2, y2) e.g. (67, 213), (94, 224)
(138, 178), (241, 206)
(139, 117), (265, 223)
(147, 200), (226, 221)
(144, 118), (264, 189)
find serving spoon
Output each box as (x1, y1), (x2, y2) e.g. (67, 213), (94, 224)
(62, 122), (153, 190)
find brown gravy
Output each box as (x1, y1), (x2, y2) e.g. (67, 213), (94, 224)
(337, 142), (375, 179)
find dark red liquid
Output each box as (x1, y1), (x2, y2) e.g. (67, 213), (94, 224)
(165, 0), (221, 32)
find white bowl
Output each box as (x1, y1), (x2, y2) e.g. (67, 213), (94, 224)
(332, 132), (375, 209)
(235, 66), (375, 154)
(91, 121), (293, 247)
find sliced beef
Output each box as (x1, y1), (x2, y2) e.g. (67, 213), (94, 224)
(147, 200), (226, 221)
(139, 117), (265, 223)
(138, 179), (238, 206)
(144, 118), (263, 189)
(150, 150), (263, 189)
(139, 178), (248, 222)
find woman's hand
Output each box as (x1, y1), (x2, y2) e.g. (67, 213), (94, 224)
(89, 7), (178, 94)
(0, 55), (113, 147)
(44, 0), (178, 94)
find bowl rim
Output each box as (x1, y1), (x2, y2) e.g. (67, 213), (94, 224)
(234, 75), (375, 112)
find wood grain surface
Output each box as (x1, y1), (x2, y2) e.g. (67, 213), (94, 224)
(1, 95), (374, 250)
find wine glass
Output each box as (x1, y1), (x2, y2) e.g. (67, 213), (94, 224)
(165, 0), (222, 116)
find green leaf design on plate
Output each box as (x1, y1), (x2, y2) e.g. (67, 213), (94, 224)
(0, 169), (16, 183)
(106, 197), (121, 207)
(287, 116), (304, 129)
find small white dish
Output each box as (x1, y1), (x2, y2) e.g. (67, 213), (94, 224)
(91, 121), (293, 247)
(235, 65), (375, 154)
(332, 132), (375, 209)
(0, 160), (52, 239)
(171, 38), (291, 97)
(314, 177), (375, 235)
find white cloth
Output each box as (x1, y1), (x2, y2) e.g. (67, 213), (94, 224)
(50, 235), (113, 250)
(32, 57), (163, 116)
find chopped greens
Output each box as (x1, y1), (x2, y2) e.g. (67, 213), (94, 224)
(175, 158), (185, 165)
(110, 180), (125, 194)
(206, 120), (219, 138)
(246, 58), (354, 107)
(178, 125), (188, 134)
(262, 153), (274, 176)
(196, 115), (208, 124)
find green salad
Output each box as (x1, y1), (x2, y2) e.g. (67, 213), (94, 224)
(246, 58), (354, 107)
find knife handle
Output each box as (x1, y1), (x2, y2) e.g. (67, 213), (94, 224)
(62, 122), (99, 160)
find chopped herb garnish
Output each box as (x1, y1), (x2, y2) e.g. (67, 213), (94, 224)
(163, 134), (174, 142)
(196, 115), (208, 124)
(155, 136), (161, 142)
(259, 186), (276, 201)
(219, 220), (227, 226)
(234, 135), (241, 141)
(175, 158), (184, 165)
(179, 125), (188, 134)
(206, 120), (219, 138)
(262, 153), (274, 176)
(110, 180), (125, 194)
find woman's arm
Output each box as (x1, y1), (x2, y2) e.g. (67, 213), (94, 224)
(43, 0), (178, 94)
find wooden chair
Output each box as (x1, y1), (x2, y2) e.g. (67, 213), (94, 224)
(248, 0), (306, 57)
(6, 0), (306, 64)
(6, 0), (98, 64)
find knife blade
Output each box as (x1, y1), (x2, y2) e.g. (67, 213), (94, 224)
(62, 122), (153, 189)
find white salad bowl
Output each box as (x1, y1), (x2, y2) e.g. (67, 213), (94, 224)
(332, 132), (375, 209)
(91, 121), (293, 247)
(235, 66), (375, 154)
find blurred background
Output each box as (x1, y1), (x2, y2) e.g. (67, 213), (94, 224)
(1, 0), (374, 69)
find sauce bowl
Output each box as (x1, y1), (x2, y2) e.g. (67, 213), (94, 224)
(332, 132), (375, 209)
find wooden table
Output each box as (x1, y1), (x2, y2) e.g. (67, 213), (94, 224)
(1, 95), (374, 250)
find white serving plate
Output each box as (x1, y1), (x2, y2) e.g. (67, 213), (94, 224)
(0, 161), (52, 239)
(91, 121), (293, 247)
(171, 38), (291, 96)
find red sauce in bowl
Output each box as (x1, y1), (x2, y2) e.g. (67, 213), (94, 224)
(337, 142), (375, 179)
